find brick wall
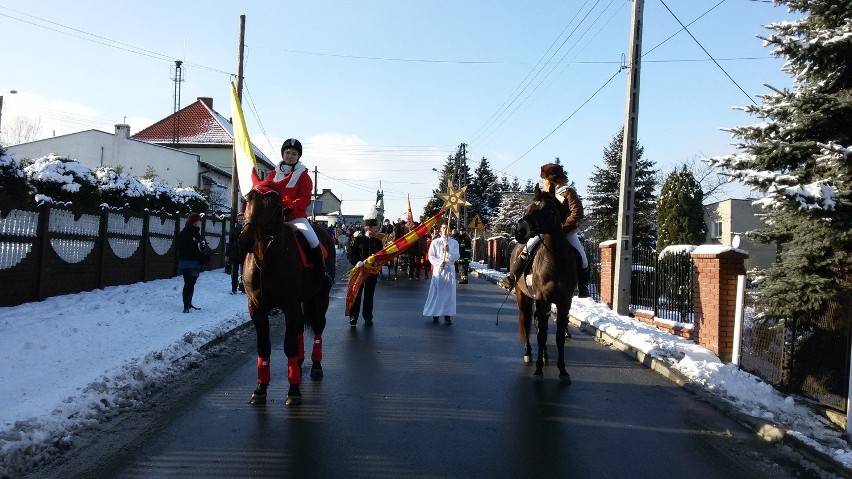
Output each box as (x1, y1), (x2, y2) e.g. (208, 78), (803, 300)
(691, 247), (748, 362)
(599, 241), (616, 308)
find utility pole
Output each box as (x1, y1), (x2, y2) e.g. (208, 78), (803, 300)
(229, 15), (246, 293)
(613, 0), (644, 315)
(461, 142), (468, 229)
(311, 165), (318, 223)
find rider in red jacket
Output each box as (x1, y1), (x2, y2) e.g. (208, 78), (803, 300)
(272, 138), (332, 289)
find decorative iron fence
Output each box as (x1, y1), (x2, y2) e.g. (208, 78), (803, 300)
(629, 245), (695, 323)
(580, 238), (601, 302)
(0, 203), (233, 307)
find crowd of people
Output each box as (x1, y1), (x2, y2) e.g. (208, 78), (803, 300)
(193, 139), (587, 331)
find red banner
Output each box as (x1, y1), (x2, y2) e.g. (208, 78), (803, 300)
(345, 209), (445, 315)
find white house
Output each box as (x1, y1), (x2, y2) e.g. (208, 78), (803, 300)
(5, 123), (209, 189)
(704, 198), (777, 270)
(7, 96), (278, 213)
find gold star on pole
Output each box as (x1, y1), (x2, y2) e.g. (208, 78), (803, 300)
(438, 180), (471, 216)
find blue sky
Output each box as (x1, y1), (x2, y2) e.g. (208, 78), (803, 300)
(0, 1), (799, 220)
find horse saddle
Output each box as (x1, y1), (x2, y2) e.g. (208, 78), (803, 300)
(287, 228), (329, 269)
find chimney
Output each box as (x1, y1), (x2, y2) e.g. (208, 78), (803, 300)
(114, 124), (130, 139)
(198, 97), (213, 108)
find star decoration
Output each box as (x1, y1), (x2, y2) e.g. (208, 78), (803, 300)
(438, 180), (471, 216)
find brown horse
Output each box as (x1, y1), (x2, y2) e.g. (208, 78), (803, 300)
(239, 186), (336, 406)
(509, 185), (577, 383)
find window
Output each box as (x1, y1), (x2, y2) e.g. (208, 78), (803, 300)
(711, 221), (722, 239)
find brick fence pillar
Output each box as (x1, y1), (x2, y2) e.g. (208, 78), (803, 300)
(690, 246), (748, 363)
(599, 240), (617, 308)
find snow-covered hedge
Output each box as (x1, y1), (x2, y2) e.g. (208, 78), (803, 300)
(0, 151), (208, 214)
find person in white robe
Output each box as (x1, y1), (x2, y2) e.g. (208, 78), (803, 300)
(422, 223), (460, 325)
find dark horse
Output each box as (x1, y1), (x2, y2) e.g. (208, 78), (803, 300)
(239, 185), (336, 406)
(509, 184), (577, 383)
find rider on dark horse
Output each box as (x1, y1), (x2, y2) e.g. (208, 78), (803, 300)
(275, 138), (333, 289)
(498, 163), (590, 297)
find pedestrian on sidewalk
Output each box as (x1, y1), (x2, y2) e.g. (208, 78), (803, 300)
(422, 222), (460, 325)
(177, 212), (209, 313)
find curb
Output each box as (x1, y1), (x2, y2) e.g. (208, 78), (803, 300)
(470, 268), (852, 477)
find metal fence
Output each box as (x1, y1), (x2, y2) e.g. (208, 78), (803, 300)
(740, 291), (851, 412)
(629, 245), (695, 323)
(580, 238), (601, 302)
(0, 203), (232, 307)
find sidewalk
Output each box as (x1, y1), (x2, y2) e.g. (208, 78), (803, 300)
(469, 262), (852, 477)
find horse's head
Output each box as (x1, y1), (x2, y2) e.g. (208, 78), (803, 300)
(514, 184), (568, 243)
(240, 171), (285, 255)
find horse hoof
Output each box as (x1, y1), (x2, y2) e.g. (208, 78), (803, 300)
(311, 365), (323, 380)
(523, 355), (533, 364)
(559, 373), (572, 385)
(533, 373), (544, 383)
(286, 394), (302, 406)
(249, 384), (267, 405)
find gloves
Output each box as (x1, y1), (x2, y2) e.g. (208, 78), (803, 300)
(357, 261), (364, 268)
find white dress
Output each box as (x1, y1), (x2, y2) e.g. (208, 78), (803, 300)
(422, 236), (460, 317)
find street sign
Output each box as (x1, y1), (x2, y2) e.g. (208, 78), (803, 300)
(468, 214), (485, 231)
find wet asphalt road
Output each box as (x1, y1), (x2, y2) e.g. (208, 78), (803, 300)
(101, 265), (819, 479)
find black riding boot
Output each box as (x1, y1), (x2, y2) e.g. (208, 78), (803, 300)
(577, 266), (590, 298)
(311, 246), (333, 290)
(498, 251), (529, 290)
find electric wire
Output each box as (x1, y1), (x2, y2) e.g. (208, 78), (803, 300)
(658, 0), (758, 106)
(468, 0), (601, 145)
(477, 0), (623, 147)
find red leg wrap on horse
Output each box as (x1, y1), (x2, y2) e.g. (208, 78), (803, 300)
(288, 357), (302, 385)
(312, 335), (323, 362)
(257, 357), (270, 384)
(298, 333), (305, 361)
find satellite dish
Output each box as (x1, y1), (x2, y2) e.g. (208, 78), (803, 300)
(732, 235), (741, 248)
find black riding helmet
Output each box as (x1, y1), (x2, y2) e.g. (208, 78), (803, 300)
(281, 138), (303, 159)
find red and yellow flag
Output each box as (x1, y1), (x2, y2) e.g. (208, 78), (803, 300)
(345, 209), (444, 315)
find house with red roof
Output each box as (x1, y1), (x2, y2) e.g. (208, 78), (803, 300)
(131, 97), (276, 210)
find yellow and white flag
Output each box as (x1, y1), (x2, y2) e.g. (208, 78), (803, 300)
(230, 81), (257, 197)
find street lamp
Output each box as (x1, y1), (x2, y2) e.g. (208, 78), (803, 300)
(0, 90), (19, 144)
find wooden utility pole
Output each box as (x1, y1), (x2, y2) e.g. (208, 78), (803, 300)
(311, 165), (318, 223)
(229, 15), (246, 292)
(613, 0), (644, 315)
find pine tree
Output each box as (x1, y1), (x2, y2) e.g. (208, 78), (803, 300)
(707, 1), (852, 319)
(466, 156), (500, 225)
(491, 192), (529, 235)
(423, 152), (469, 221)
(657, 166), (706, 252)
(585, 128), (658, 247)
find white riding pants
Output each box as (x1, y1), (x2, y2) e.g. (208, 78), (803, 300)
(522, 232), (588, 270)
(290, 218), (319, 248)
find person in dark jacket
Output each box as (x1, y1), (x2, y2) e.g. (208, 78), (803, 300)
(178, 212), (208, 313)
(347, 208), (384, 326)
(225, 213), (245, 293)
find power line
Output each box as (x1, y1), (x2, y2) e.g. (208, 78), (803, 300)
(0, 6), (232, 75)
(476, 0), (624, 146)
(658, 0), (758, 106)
(500, 66), (624, 171)
(468, 0), (602, 145)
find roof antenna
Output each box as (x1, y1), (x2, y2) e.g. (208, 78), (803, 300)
(170, 60), (185, 144)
